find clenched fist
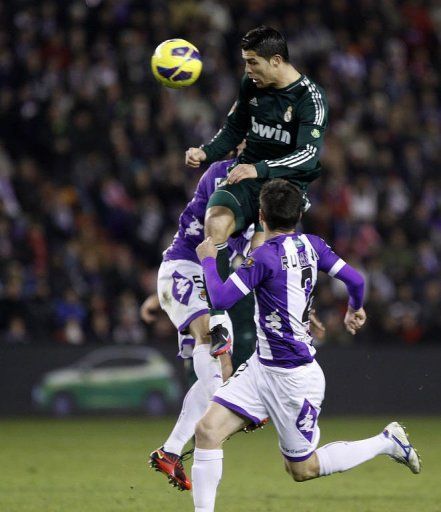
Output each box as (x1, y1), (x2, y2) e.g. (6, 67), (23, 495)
(185, 147), (207, 168)
(196, 237), (218, 262)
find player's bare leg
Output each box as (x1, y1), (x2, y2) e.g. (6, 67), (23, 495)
(204, 206), (236, 357)
(284, 453), (320, 482)
(284, 422), (421, 483)
(205, 206), (236, 245)
(192, 402), (247, 511)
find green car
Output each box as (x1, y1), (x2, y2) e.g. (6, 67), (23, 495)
(32, 346), (182, 416)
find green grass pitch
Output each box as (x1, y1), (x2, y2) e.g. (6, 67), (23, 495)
(1, 416), (440, 512)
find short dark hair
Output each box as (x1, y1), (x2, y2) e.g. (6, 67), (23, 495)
(241, 26), (289, 62)
(260, 179), (302, 231)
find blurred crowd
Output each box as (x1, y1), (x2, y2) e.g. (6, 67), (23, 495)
(0, 0), (440, 346)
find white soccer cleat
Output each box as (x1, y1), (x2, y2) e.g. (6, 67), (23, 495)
(383, 421), (421, 474)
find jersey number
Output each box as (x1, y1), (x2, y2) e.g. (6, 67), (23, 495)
(192, 275), (205, 289)
(301, 267), (314, 323)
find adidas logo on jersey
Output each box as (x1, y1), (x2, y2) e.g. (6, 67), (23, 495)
(251, 116), (291, 144)
(249, 97), (258, 106)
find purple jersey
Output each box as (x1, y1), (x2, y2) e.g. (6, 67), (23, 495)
(202, 232), (364, 369)
(164, 159), (250, 263)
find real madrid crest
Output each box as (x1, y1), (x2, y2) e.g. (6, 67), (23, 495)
(284, 106), (293, 122)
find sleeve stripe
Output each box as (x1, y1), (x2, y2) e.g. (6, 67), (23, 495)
(276, 147), (317, 168)
(230, 273), (251, 295)
(266, 148), (310, 166)
(265, 145), (317, 168)
(267, 150), (315, 168)
(301, 77), (325, 126)
(328, 259), (346, 277)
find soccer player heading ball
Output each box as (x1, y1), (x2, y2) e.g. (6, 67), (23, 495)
(185, 26), (328, 356)
(192, 180), (421, 511)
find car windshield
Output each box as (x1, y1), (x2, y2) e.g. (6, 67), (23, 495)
(92, 358), (147, 369)
(74, 350), (151, 370)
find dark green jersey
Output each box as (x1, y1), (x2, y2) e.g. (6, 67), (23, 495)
(202, 74), (328, 187)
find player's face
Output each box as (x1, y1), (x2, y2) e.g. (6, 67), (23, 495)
(242, 50), (276, 88)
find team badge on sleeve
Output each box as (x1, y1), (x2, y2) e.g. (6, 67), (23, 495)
(241, 256), (255, 268)
(311, 128), (320, 138)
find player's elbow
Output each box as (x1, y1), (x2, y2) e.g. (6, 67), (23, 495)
(352, 270), (364, 288)
(209, 296), (223, 309)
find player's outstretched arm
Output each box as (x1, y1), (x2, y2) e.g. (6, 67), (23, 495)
(196, 237), (254, 310)
(140, 294), (161, 324)
(332, 265), (366, 335)
(308, 234), (366, 336)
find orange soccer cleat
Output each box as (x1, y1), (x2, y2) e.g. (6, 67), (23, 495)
(149, 447), (192, 491)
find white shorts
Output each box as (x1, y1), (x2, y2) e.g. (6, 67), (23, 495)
(157, 259), (209, 358)
(213, 352), (326, 461)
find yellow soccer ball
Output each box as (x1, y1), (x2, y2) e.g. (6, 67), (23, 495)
(151, 39), (202, 88)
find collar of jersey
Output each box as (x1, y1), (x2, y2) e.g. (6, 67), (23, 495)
(267, 232), (299, 242)
(268, 74), (304, 93)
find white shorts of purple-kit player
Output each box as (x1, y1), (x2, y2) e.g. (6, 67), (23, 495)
(213, 352), (326, 461)
(158, 260), (209, 358)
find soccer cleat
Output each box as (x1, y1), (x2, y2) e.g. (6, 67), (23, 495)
(209, 324), (232, 357)
(383, 421), (421, 474)
(242, 417), (270, 433)
(149, 447), (192, 491)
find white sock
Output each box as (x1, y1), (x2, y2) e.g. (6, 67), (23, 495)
(209, 313), (226, 330)
(192, 448), (223, 512)
(192, 344), (223, 398)
(316, 433), (394, 476)
(163, 380), (209, 455)
(208, 313), (234, 354)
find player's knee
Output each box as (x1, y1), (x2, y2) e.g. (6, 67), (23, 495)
(195, 416), (221, 447)
(205, 206), (235, 242)
(287, 456), (319, 482)
(290, 468), (315, 482)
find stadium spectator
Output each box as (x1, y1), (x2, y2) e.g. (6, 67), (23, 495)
(0, 0), (439, 345)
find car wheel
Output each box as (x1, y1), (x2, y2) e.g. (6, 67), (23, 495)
(51, 392), (76, 417)
(143, 391), (167, 416)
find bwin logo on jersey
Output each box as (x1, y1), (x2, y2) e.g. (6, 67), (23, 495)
(251, 116), (291, 144)
(185, 216), (203, 237)
(265, 310), (283, 337)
